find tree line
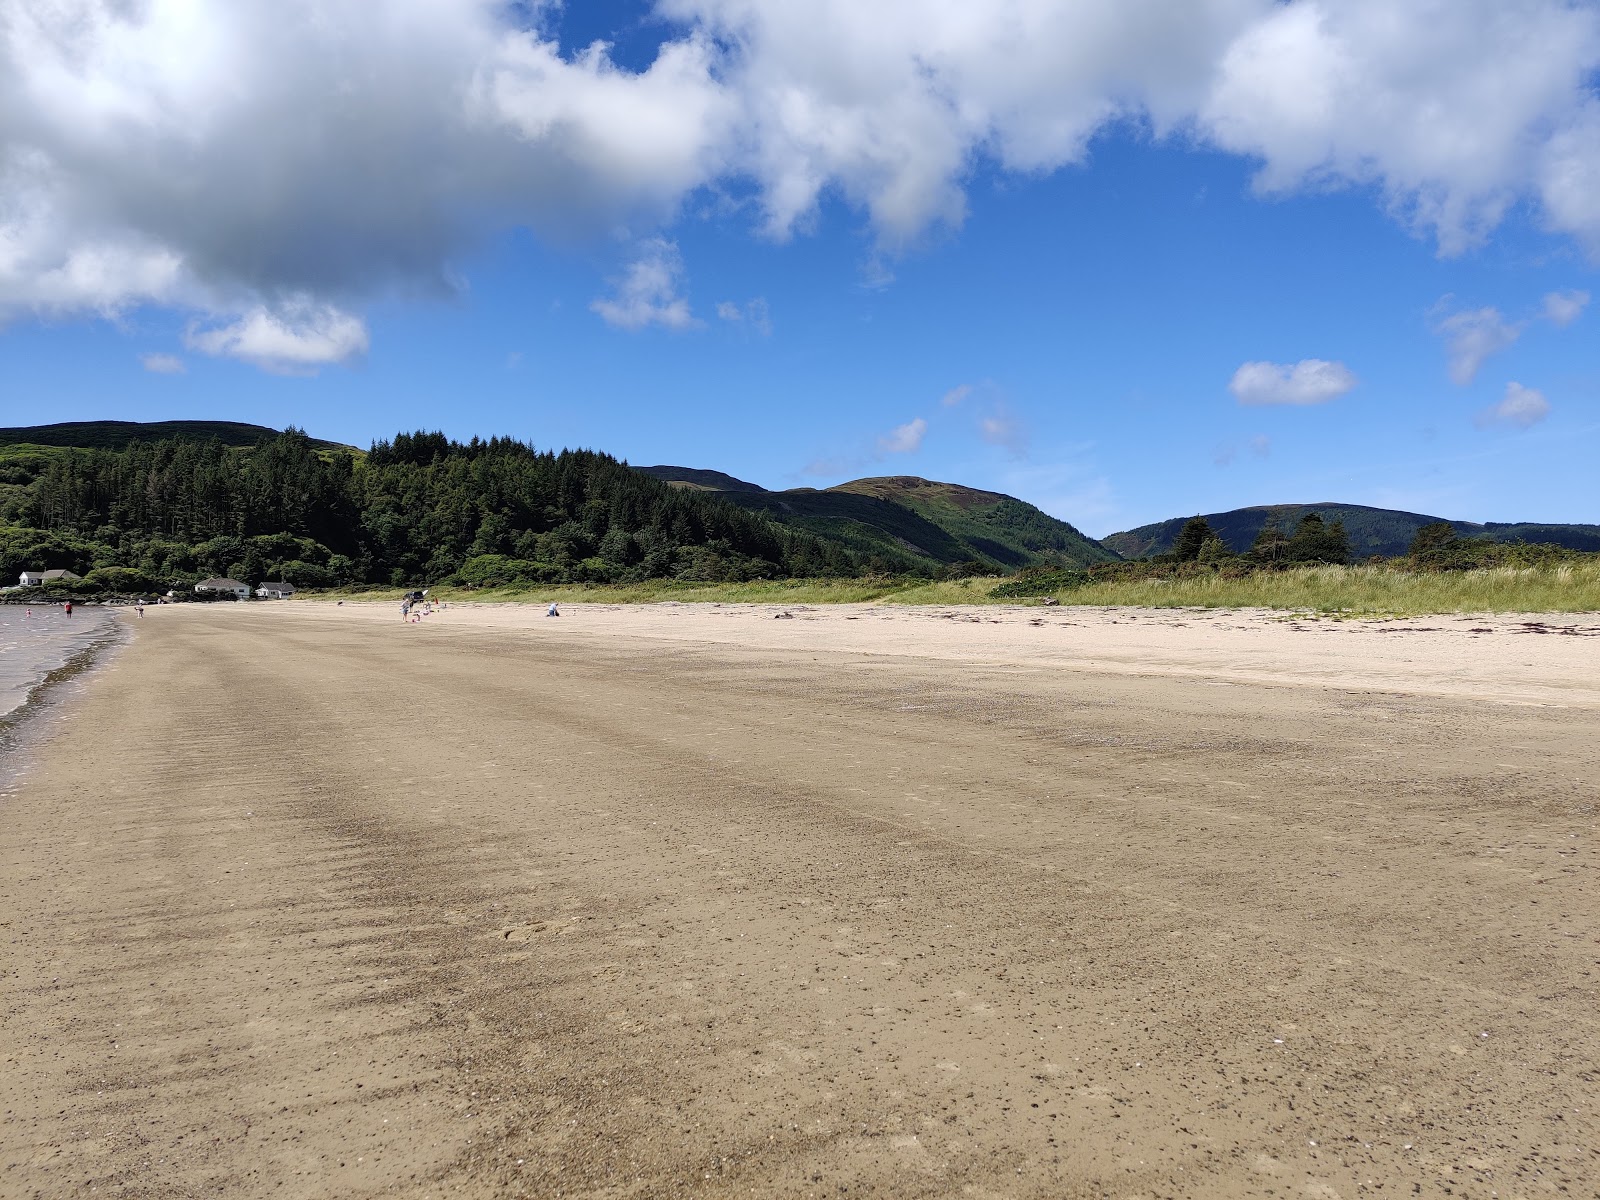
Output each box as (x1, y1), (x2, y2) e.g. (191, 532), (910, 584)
(0, 430), (858, 592)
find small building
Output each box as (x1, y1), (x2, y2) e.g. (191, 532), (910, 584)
(195, 577), (251, 600)
(19, 569), (82, 587)
(256, 581), (297, 599)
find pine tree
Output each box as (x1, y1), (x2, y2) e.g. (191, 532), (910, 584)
(1172, 515), (1217, 561)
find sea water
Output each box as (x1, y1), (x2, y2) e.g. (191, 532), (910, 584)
(0, 604), (118, 722)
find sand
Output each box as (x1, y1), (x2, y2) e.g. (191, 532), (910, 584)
(1, 600), (1596, 1199)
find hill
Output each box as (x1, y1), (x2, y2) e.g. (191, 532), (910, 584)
(0, 428), (856, 591)
(1104, 503), (1600, 558)
(0, 419), (354, 454)
(635, 468), (1116, 570)
(634, 465), (766, 493)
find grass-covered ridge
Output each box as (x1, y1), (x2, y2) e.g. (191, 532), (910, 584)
(643, 468), (1119, 572)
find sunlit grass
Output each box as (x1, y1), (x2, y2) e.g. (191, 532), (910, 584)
(305, 563), (1600, 615)
(1051, 563), (1600, 615)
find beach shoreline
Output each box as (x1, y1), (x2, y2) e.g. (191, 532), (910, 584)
(3, 602), (1596, 1198)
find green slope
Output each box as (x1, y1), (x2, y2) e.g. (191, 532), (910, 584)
(637, 468), (1116, 570)
(1104, 503), (1600, 558)
(633, 465), (766, 493)
(0, 420), (355, 454)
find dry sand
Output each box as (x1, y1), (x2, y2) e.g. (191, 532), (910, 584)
(2, 600), (1597, 1199)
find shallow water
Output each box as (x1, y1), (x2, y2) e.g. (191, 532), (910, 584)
(0, 604), (117, 721)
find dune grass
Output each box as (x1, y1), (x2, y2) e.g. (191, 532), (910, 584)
(1051, 562), (1600, 615)
(306, 563), (1600, 616)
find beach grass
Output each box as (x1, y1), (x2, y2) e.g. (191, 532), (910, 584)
(306, 562), (1600, 616)
(1047, 562), (1600, 615)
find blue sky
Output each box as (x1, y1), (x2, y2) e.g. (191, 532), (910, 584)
(2, 2), (1597, 536)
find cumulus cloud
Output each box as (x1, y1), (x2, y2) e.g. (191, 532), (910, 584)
(716, 296), (772, 334)
(876, 417), (927, 455)
(590, 239), (700, 331)
(1229, 359), (1357, 406)
(184, 302), (369, 373)
(139, 352), (185, 374)
(1477, 381), (1550, 429)
(4, 0), (1600, 369)
(1543, 288), (1591, 327)
(1430, 303), (1523, 385)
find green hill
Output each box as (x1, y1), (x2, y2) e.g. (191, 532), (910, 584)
(636, 467), (1117, 570)
(634, 465), (766, 493)
(1104, 503), (1600, 558)
(0, 420), (354, 455)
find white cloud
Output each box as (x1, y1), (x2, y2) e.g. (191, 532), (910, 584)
(941, 384), (973, 408)
(716, 296), (772, 334)
(1477, 381), (1550, 429)
(1430, 304), (1522, 385)
(590, 239), (700, 331)
(1229, 359), (1357, 406)
(979, 403), (1029, 456)
(139, 352), (185, 374)
(877, 417), (927, 455)
(1543, 288), (1590, 327)
(1199, 1), (1600, 254)
(184, 301), (369, 373)
(4, 0), (1600, 367)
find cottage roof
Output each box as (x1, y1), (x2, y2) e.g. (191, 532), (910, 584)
(196, 577), (248, 589)
(259, 580), (296, 591)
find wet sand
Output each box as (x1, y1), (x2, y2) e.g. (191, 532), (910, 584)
(2, 601), (1596, 1199)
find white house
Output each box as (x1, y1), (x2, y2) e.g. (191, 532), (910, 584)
(20, 569), (82, 587)
(255, 581), (297, 599)
(195, 577), (251, 599)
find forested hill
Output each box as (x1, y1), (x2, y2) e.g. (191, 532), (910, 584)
(1104, 503), (1600, 559)
(634, 468), (1117, 571)
(0, 428), (857, 591)
(0, 419), (353, 453)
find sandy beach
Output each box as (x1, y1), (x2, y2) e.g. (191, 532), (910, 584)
(2, 600), (1596, 1199)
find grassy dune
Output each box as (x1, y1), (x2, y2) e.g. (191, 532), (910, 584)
(1044, 562), (1600, 615)
(308, 563), (1600, 615)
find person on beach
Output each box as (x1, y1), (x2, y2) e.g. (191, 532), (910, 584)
(63, 600), (72, 618)
(136, 601), (145, 618)
(547, 602), (559, 617)
(401, 599), (411, 620)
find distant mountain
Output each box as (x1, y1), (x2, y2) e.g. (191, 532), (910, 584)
(634, 465), (766, 493)
(1104, 503), (1600, 558)
(632, 467), (1117, 570)
(0, 420), (354, 454)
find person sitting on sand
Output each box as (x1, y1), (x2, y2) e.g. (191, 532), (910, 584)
(547, 602), (559, 617)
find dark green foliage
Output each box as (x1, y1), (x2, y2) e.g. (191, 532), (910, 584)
(0, 429), (857, 589)
(1171, 516), (1217, 562)
(1249, 518), (1290, 564)
(1286, 513), (1351, 564)
(990, 568), (1092, 597)
(1409, 521), (1459, 562)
